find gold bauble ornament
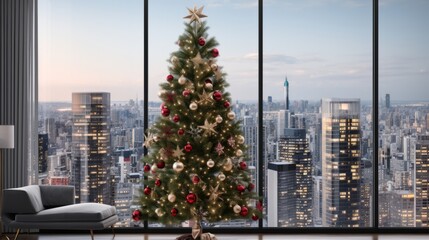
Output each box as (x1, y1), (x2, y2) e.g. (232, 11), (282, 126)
(178, 75), (187, 85)
(155, 208), (164, 217)
(223, 158), (233, 171)
(233, 204), (241, 213)
(236, 149), (243, 157)
(237, 135), (245, 144)
(215, 115), (223, 123)
(168, 193), (176, 202)
(227, 111), (235, 120)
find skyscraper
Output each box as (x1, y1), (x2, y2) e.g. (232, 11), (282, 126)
(386, 94), (391, 109)
(277, 128), (313, 226)
(71, 92), (111, 204)
(267, 162), (296, 227)
(284, 76), (289, 111)
(38, 133), (49, 174)
(415, 135), (429, 227)
(321, 98), (361, 227)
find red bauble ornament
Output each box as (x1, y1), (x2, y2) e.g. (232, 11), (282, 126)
(251, 214), (259, 221)
(256, 201), (263, 212)
(132, 209), (142, 221)
(205, 79), (212, 84)
(240, 206), (249, 217)
(182, 89), (191, 97)
(155, 179), (161, 186)
(184, 142), (192, 152)
(213, 91), (222, 101)
(166, 74), (174, 82)
(143, 164), (151, 172)
(212, 48), (219, 57)
(237, 184), (246, 192)
(192, 175), (200, 184)
(161, 106), (170, 117)
(186, 193), (197, 204)
(144, 187), (151, 195)
(157, 160), (165, 169)
(171, 208), (178, 217)
(198, 37), (206, 46)
(239, 161), (247, 170)
(173, 114), (180, 122)
(177, 128), (185, 135)
(248, 182), (255, 191)
(224, 101), (230, 108)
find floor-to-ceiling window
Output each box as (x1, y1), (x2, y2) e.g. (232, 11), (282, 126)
(37, 0), (144, 227)
(263, 0), (373, 228)
(378, 0), (429, 228)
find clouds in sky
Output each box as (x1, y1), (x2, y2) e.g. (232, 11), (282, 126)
(38, 0), (428, 103)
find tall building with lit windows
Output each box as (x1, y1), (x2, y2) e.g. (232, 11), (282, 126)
(414, 135), (429, 227)
(278, 128), (313, 226)
(71, 92), (111, 204)
(267, 162), (296, 227)
(321, 98), (361, 227)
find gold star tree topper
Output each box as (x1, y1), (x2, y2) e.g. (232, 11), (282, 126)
(184, 6), (207, 23)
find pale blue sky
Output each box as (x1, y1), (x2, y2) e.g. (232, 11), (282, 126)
(38, 0), (429, 102)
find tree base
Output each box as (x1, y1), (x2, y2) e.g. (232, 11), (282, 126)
(176, 234), (198, 240)
(175, 233), (217, 240)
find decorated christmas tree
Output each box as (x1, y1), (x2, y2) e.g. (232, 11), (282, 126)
(137, 6), (261, 239)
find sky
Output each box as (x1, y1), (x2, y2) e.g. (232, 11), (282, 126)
(38, 0), (429, 103)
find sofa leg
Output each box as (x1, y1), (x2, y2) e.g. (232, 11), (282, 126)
(111, 226), (115, 239)
(12, 229), (20, 240)
(90, 229), (94, 240)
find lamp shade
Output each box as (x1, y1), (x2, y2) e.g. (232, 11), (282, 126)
(0, 125), (14, 149)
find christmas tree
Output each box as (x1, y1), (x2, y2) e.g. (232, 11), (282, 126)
(137, 6), (261, 239)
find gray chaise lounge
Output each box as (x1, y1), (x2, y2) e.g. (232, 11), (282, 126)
(2, 185), (118, 240)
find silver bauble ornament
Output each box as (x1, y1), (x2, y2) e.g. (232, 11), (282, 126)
(227, 111), (235, 120)
(190, 102), (198, 111)
(151, 164), (158, 172)
(168, 193), (176, 202)
(178, 75), (187, 85)
(215, 115), (223, 123)
(237, 135), (245, 144)
(236, 149), (243, 157)
(218, 172), (226, 181)
(173, 161), (184, 172)
(207, 159), (215, 168)
(233, 204), (241, 213)
(223, 158), (233, 171)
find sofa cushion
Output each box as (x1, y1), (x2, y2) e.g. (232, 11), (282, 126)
(15, 203), (116, 222)
(3, 185), (44, 214)
(40, 185), (75, 208)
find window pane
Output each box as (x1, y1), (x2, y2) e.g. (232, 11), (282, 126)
(264, 0), (372, 227)
(37, 0), (144, 228)
(148, 0), (258, 228)
(379, 0), (429, 228)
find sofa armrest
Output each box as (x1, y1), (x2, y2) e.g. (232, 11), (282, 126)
(2, 185), (44, 214)
(40, 185), (75, 208)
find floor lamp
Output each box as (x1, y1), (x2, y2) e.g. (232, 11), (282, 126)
(0, 125), (14, 240)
